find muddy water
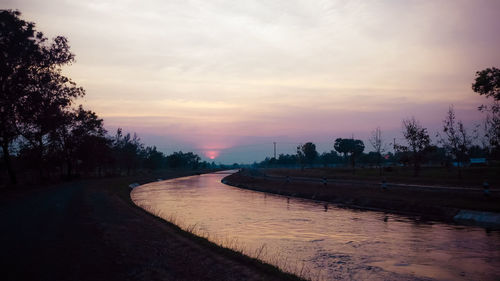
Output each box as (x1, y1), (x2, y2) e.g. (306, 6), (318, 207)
(131, 172), (500, 281)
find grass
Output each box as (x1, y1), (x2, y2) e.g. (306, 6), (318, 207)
(224, 170), (500, 222)
(265, 166), (500, 188)
(135, 194), (312, 281)
(120, 171), (307, 281)
(1, 169), (308, 281)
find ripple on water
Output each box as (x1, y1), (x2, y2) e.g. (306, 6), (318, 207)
(131, 172), (500, 281)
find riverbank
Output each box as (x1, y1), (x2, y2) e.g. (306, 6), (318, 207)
(223, 170), (500, 225)
(265, 166), (500, 188)
(0, 172), (303, 281)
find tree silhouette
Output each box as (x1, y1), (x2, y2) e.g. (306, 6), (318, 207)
(1, 10), (84, 183)
(368, 127), (385, 175)
(472, 67), (500, 100)
(334, 138), (365, 171)
(143, 146), (165, 170)
(319, 151), (342, 167)
(397, 117), (430, 176)
(438, 106), (471, 178)
(334, 138), (350, 161)
(113, 129), (144, 175)
(50, 106), (106, 177)
(0, 10), (41, 184)
(472, 67), (500, 157)
(0, 11), (215, 184)
(166, 151), (201, 169)
(296, 142), (318, 169)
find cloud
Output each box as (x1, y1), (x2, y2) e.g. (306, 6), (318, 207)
(4, 0), (499, 162)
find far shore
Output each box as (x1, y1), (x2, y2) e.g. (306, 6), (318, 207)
(222, 169), (500, 226)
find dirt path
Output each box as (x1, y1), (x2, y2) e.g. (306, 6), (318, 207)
(223, 172), (500, 222)
(0, 176), (300, 281)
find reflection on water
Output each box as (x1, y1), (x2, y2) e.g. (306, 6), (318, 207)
(131, 172), (500, 281)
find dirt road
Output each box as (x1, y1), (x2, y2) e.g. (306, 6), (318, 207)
(0, 176), (300, 281)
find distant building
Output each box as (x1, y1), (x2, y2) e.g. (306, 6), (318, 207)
(452, 158), (487, 167)
(470, 158), (487, 166)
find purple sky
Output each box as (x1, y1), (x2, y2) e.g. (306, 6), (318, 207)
(2, 0), (500, 163)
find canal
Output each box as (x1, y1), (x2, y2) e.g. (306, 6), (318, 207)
(131, 171), (500, 280)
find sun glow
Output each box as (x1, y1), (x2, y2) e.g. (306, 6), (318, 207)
(204, 150), (220, 160)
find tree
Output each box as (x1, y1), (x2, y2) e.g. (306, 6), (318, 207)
(166, 151), (201, 170)
(334, 138), (350, 161)
(319, 151), (342, 167)
(113, 129), (144, 175)
(0, 10), (84, 183)
(277, 154), (298, 166)
(0, 10), (41, 184)
(397, 117), (430, 176)
(334, 138), (365, 171)
(50, 106), (106, 177)
(296, 142), (318, 168)
(143, 146), (165, 170)
(472, 67), (500, 158)
(368, 127), (386, 175)
(438, 106), (472, 178)
(76, 134), (112, 176)
(16, 37), (84, 179)
(472, 67), (500, 100)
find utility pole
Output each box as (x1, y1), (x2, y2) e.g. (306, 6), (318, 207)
(273, 142), (277, 159)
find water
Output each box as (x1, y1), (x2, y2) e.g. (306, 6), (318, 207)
(131, 171), (500, 280)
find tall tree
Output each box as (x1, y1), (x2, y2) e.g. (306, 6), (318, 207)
(143, 146), (165, 170)
(472, 67), (500, 100)
(0, 10), (41, 184)
(113, 129), (144, 175)
(397, 117), (430, 176)
(334, 138), (350, 161)
(16, 35), (84, 179)
(319, 151), (342, 167)
(296, 142), (318, 168)
(334, 138), (365, 171)
(50, 106), (105, 177)
(0, 10), (83, 183)
(472, 67), (500, 157)
(368, 127), (385, 175)
(166, 151), (201, 170)
(438, 106), (472, 178)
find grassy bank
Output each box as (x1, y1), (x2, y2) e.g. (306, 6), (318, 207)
(264, 166), (500, 188)
(121, 173), (306, 281)
(1, 170), (304, 281)
(223, 169), (500, 223)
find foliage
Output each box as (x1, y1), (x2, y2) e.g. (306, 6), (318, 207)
(0, 11), (212, 185)
(438, 106), (472, 178)
(49, 106), (106, 177)
(472, 68), (500, 157)
(397, 117), (431, 176)
(1, 10), (41, 184)
(319, 151), (342, 167)
(0, 10), (85, 183)
(166, 151), (201, 170)
(472, 67), (500, 100)
(296, 142), (318, 168)
(334, 138), (365, 169)
(368, 127), (385, 174)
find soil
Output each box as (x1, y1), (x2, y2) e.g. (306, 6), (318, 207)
(0, 174), (301, 281)
(223, 171), (500, 222)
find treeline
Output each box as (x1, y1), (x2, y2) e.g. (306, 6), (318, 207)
(11, 125), (216, 181)
(258, 142), (488, 170)
(258, 67), (500, 178)
(0, 10), (214, 186)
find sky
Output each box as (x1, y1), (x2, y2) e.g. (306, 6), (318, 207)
(2, 0), (500, 163)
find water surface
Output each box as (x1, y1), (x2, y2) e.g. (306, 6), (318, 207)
(131, 171), (500, 280)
